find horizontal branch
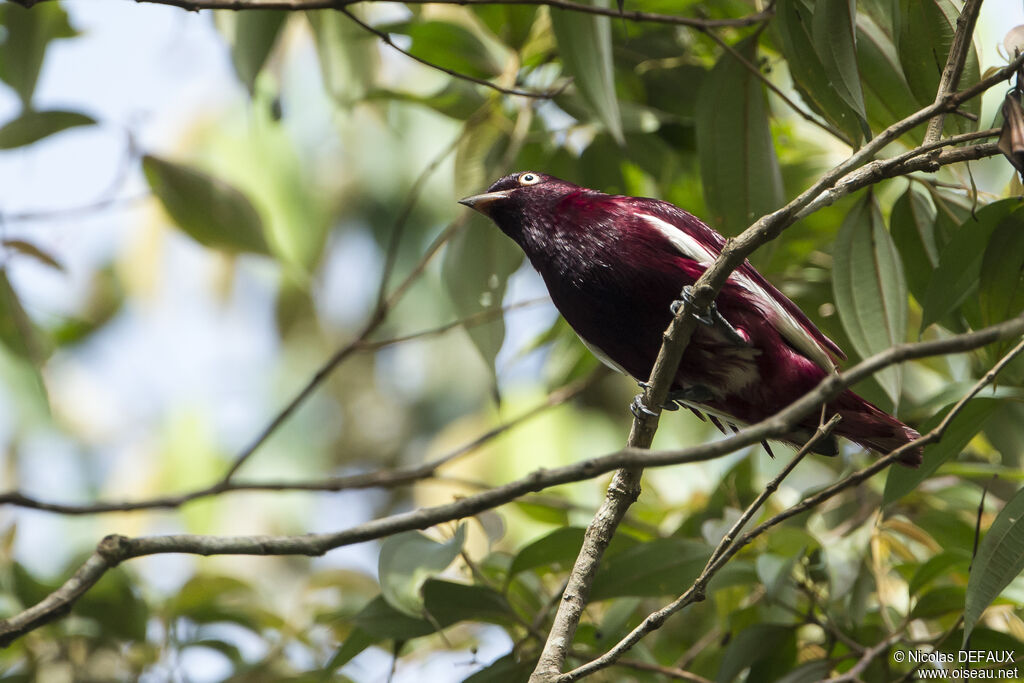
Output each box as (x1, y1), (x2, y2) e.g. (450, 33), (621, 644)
(2, 314), (1019, 645)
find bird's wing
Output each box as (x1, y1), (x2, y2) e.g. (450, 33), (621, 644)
(627, 198), (845, 372)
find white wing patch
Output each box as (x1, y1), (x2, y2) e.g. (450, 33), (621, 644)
(639, 213), (836, 373)
(578, 335), (630, 375)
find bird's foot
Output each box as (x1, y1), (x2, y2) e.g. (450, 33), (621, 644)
(633, 384), (714, 412)
(630, 394), (659, 419)
(672, 286), (749, 347)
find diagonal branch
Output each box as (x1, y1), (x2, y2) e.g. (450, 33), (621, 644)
(923, 0), (984, 145)
(530, 48), (1024, 683)
(2, 314), (1019, 647)
(561, 335), (1024, 681)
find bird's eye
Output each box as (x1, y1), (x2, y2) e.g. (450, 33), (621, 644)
(518, 173), (541, 186)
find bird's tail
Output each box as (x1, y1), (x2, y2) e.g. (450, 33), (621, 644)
(830, 390), (922, 467)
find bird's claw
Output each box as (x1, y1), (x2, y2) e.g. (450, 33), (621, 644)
(673, 286), (749, 347)
(630, 394), (659, 419)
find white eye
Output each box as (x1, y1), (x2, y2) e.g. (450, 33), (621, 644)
(519, 172), (541, 186)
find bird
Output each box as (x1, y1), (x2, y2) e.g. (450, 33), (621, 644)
(459, 171), (922, 466)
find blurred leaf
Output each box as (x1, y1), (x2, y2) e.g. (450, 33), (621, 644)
(143, 154), (271, 255)
(716, 623), (795, 683)
(910, 585), (965, 619)
(695, 35), (784, 236)
(832, 192), (907, 407)
(898, 0), (981, 135)
(184, 639), (244, 666)
(550, 0), (623, 144)
(979, 218), (1024, 327)
(890, 186), (938, 304)
(919, 199), (1023, 333)
(884, 398), (999, 504)
(810, 0), (868, 138)
(475, 5), (537, 50)
(2, 239), (63, 272)
(442, 214), (522, 375)
(215, 11), (288, 94)
(965, 485), (1024, 643)
(352, 596), (436, 639)
(909, 549), (971, 595)
(74, 568), (148, 641)
(508, 527), (586, 579)
(856, 11), (922, 140)
(378, 525), (466, 617)
(513, 499), (569, 526)
(0, 110), (95, 149)
(421, 580), (514, 626)
(11, 562), (56, 609)
(51, 266), (123, 346)
(172, 574), (282, 632)
(0, 2), (76, 106)
(464, 653), (537, 682)
(774, 0), (862, 144)
(307, 9), (378, 105)
(775, 660), (832, 683)
(327, 627), (377, 670)
(384, 20), (501, 80)
(365, 81), (487, 121)
(0, 270), (43, 365)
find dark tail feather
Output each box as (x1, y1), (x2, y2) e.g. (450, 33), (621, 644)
(832, 390), (923, 467)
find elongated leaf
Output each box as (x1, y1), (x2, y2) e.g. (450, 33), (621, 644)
(717, 623), (795, 683)
(898, 0), (981, 135)
(695, 35), (784, 236)
(2, 239), (64, 272)
(307, 10), (378, 105)
(142, 155), (270, 255)
(215, 11), (288, 94)
(979, 219), (1024, 327)
(421, 580), (514, 626)
(965, 485), (1024, 643)
(0, 269), (42, 364)
(378, 525), (466, 617)
(909, 549), (971, 595)
(810, 0), (868, 137)
(884, 398), (999, 504)
(0, 2), (76, 106)
(774, 0), (863, 144)
(352, 596), (436, 640)
(890, 186), (938, 304)
(464, 653), (538, 682)
(832, 193), (907, 406)
(508, 527), (586, 579)
(919, 199), (1024, 332)
(550, 0), (623, 144)
(911, 585), (966, 619)
(857, 12), (922, 142)
(0, 110), (95, 149)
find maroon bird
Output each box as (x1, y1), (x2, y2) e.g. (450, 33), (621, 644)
(460, 172), (922, 466)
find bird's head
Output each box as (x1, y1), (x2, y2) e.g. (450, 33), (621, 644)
(458, 172), (587, 242)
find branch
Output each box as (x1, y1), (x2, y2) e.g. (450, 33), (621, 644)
(0, 363), (589, 515)
(2, 315), (1019, 646)
(531, 45), (1024, 683)
(923, 0), (984, 145)
(561, 335), (1024, 681)
(12, 0), (775, 29)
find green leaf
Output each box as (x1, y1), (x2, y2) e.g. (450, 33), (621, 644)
(919, 199), (1024, 332)
(716, 623), (795, 683)
(890, 186), (938, 304)
(352, 596), (436, 640)
(909, 549), (972, 595)
(550, 0), (623, 144)
(979, 218), (1024, 327)
(509, 527), (586, 579)
(810, 0), (868, 137)
(0, 270), (43, 365)
(327, 628), (377, 670)
(0, 2), (76, 106)
(910, 585), (965, 620)
(421, 580), (514, 626)
(695, 35), (784, 236)
(884, 398), (1000, 504)
(475, 5), (538, 50)
(365, 81), (487, 121)
(215, 11), (288, 94)
(74, 568), (148, 641)
(464, 653), (538, 682)
(773, 0), (863, 144)
(965, 485), (1024, 643)
(307, 9), (378, 105)
(0, 110), (95, 149)
(384, 20), (500, 80)
(775, 660), (833, 683)
(832, 193), (907, 407)
(142, 154), (270, 255)
(898, 0), (981, 135)
(856, 10), (922, 140)
(378, 525), (466, 617)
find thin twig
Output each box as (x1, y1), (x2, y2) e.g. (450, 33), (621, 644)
(923, 0), (984, 144)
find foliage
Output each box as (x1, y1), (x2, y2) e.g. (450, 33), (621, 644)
(0, 0), (1023, 681)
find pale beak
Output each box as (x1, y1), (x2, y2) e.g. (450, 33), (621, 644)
(458, 190), (510, 213)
